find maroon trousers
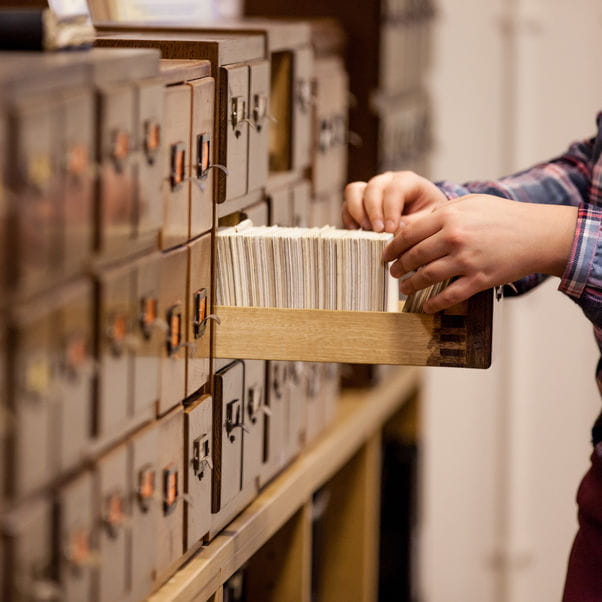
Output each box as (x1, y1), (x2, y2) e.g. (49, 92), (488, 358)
(563, 443), (602, 601)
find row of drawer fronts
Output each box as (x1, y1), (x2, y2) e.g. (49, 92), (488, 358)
(0, 47), (349, 301)
(3, 182), (342, 503)
(3, 235), (211, 501)
(3, 360), (339, 601)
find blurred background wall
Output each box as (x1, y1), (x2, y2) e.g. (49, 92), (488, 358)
(421, 1), (602, 600)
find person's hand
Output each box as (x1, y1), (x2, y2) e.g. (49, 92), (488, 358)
(382, 194), (579, 312)
(343, 171), (448, 233)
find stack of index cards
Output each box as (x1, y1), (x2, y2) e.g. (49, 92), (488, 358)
(216, 220), (400, 312)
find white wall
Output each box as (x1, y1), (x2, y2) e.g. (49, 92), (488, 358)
(420, 1), (602, 601)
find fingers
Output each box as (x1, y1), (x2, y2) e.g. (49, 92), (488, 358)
(342, 205), (360, 229)
(382, 211), (442, 263)
(390, 232), (449, 279)
(422, 276), (480, 313)
(343, 181), (370, 229)
(362, 172), (393, 232)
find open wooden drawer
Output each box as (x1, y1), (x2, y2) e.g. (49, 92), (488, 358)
(214, 288), (498, 368)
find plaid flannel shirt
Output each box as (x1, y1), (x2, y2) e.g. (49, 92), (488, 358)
(436, 113), (602, 441)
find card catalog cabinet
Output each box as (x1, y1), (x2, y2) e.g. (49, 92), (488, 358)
(95, 31), (265, 209)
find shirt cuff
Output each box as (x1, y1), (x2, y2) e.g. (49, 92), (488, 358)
(435, 180), (472, 200)
(559, 204), (602, 299)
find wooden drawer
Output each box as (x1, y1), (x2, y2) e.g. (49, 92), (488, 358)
(292, 46), (313, 171)
(184, 394), (213, 548)
(135, 78), (164, 252)
(8, 297), (59, 499)
(2, 496), (55, 600)
(96, 444), (129, 602)
(8, 96), (62, 297)
(312, 57), (348, 195)
(129, 423), (159, 602)
(247, 59), (270, 192)
(212, 360), (244, 512)
(242, 360), (267, 489)
(189, 75), (215, 238)
(56, 471), (95, 601)
(214, 290), (496, 369)
(186, 232), (212, 398)
(219, 63), (250, 203)
(56, 279), (95, 474)
(156, 407), (184, 580)
(61, 87), (95, 277)
(260, 360), (289, 486)
(96, 262), (135, 440)
(286, 361), (307, 460)
(161, 82), (192, 250)
(97, 82), (136, 260)
(133, 252), (162, 423)
(158, 246), (188, 414)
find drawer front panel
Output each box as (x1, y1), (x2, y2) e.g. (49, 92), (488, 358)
(189, 76), (215, 238)
(213, 360), (244, 512)
(286, 362), (306, 460)
(97, 445), (129, 602)
(136, 79), (164, 252)
(161, 84), (191, 250)
(269, 186), (292, 227)
(156, 408), (184, 577)
(186, 232), (212, 398)
(57, 280), (94, 473)
(247, 60), (270, 192)
(10, 302), (57, 499)
(133, 252), (162, 421)
(159, 247), (188, 414)
(313, 60), (348, 195)
(98, 85), (136, 259)
(97, 264), (134, 438)
(10, 99), (61, 295)
(130, 425), (159, 602)
(3, 497), (54, 600)
(242, 360), (266, 489)
(58, 471), (95, 602)
(62, 89), (95, 276)
(260, 360), (289, 486)
(292, 180), (310, 228)
(185, 395), (213, 547)
(292, 47), (313, 171)
(218, 64), (249, 203)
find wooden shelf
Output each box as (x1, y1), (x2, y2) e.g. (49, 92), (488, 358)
(214, 288), (496, 369)
(149, 366), (421, 602)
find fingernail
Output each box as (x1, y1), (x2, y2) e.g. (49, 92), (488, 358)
(373, 219), (384, 232)
(385, 219), (396, 232)
(361, 218), (371, 230)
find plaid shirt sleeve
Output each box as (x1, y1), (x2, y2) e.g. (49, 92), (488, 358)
(435, 131), (602, 328)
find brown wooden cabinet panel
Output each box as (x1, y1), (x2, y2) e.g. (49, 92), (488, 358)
(218, 64), (250, 203)
(212, 360), (244, 512)
(185, 395), (213, 548)
(159, 246), (188, 414)
(161, 83), (191, 250)
(57, 471), (95, 602)
(189, 75), (215, 238)
(186, 232), (212, 398)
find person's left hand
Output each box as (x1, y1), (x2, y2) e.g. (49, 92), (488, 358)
(382, 194), (579, 312)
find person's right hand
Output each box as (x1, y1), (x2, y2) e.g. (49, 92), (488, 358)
(342, 170), (448, 233)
